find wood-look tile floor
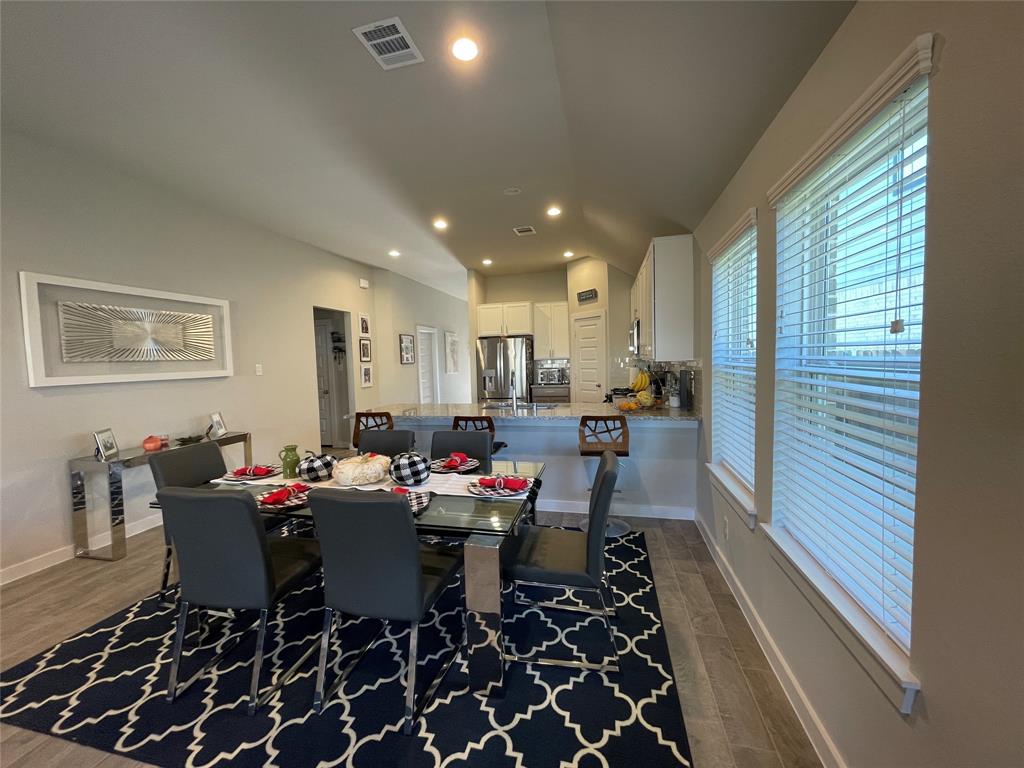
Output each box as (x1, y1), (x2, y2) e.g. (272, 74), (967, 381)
(0, 517), (821, 768)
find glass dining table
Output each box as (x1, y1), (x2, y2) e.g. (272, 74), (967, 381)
(175, 458), (545, 697)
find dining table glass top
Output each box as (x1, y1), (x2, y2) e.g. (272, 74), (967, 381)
(216, 459), (545, 537)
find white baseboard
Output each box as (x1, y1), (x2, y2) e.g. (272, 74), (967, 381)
(0, 544), (77, 586)
(537, 499), (695, 520)
(694, 516), (847, 768)
(0, 513), (164, 586)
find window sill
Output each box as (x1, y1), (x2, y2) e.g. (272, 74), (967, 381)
(706, 462), (756, 530)
(761, 523), (920, 715)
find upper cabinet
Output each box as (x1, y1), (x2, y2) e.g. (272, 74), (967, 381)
(477, 302), (533, 337)
(630, 235), (695, 362)
(533, 301), (570, 359)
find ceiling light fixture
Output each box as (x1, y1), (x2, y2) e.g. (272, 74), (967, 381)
(451, 38), (478, 62)
(563, 251), (574, 258)
(482, 259), (493, 266)
(546, 206), (562, 217)
(433, 217), (448, 231)
(388, 249), (401, 257)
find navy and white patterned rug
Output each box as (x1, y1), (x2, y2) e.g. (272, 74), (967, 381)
(0, 532), (692, 767)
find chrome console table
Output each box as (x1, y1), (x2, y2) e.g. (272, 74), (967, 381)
(68, 431), (252, 561)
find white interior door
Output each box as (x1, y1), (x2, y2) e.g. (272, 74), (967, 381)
(314, 319), (335, 444)
(417, 327), (439, 404)
(572, 312), (607, 403)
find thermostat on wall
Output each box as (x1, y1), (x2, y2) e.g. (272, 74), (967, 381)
(359, 278), (370, 289)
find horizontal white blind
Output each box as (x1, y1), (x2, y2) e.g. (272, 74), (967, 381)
(712, 225), (758, 489)
(773, 77), (927, 651)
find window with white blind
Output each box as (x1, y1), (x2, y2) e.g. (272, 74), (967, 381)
(711, 224), (757, 490)
(773, 76), (928, 652)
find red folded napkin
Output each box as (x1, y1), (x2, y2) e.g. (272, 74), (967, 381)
(444, 452), (469, 469)
(233, 465), (275, 477)
(261, 483), (309, 505)
(478, 476), (529, 492)
(391, 487), (409, 495)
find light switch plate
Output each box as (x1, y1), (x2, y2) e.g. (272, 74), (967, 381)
(255, 363), (263, 376)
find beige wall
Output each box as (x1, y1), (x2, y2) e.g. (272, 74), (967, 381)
(693, 3), (1024, 767)
(0, 130), (471, 579)
(483, 269), (567, 304)
(372, 269), (471, 405)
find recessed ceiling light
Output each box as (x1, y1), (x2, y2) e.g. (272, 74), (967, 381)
(433, 217), (448, 230)
(547, 206), (562, 217)
(563, 251), (574, 258)
(388, 249), (401, 257)
(482, 259), (493, 266)
(451, 38), (478, 62)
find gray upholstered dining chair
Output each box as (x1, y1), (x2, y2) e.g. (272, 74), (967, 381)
(157, 487), (322, 715)
(357, 429), (415, 456)
(502, 450), (621, 673)
(430, 430), (493, 474)
(149, 442), (227, 597)
(308, 489), (464, 733)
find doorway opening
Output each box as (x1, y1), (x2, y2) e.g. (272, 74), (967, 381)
(416, 326), (440, 404)
(313, 308), (355, 449)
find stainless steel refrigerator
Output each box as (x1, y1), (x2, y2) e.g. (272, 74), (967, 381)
(477, 336), (533, 402)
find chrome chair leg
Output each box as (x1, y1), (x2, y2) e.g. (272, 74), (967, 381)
(513, 580), (617, 620)
(248, 608), (268, 716)
(314, 618), (389, 715)
(165, 600), (190, 702)
(313, 607), (334, 714)
(403, 622), (418, 735)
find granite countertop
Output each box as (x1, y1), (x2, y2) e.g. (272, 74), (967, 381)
(369, 402), (700, 423)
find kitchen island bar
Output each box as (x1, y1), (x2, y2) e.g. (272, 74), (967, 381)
(374, 403), (700, 519)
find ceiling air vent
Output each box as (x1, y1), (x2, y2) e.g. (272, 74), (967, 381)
(513, 225), (537, 237)
(352, 17), (424, 70)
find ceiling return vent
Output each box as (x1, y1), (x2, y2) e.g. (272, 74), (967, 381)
(513, 225), (537, 237)
(352, 17), (424, 70)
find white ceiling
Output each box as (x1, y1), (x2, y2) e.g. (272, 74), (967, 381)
(1, 1), (851, 298)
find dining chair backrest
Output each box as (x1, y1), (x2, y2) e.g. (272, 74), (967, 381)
(578, 416), (630, 457)
(156, 487), (274, 610)
(452, 415), (495, 435)
(149, 441), (227, 490)
(431, 430), (493, 474)
(352, 411), (394, 449)
(308, 489), (424, 622)
(357, 429), (415, 457)
(586, 451), (620, 581)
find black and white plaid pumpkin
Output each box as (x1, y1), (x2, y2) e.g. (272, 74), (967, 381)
(389, 452), (431, 486)
(297, 451), (338, 482)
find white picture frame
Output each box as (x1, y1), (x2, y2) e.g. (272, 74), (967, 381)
(358, 313), (371, 337)
(19, 271), (233, 387)
(93, 428), (119, 461)
(209, 411), (228, 438)
(444, 331), (459, 374)
(360, 363), (373, 388)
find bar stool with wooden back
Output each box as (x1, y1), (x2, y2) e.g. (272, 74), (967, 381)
(452, 415), (506, 454)
(578, 415), (631, 537)
(351, 411), (393, 450)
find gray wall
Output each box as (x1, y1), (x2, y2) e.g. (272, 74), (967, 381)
(0, 130), (471, 579)
(693, 3), (1023, 767)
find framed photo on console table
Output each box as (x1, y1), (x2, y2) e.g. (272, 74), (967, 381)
(19, 272), (233, 387)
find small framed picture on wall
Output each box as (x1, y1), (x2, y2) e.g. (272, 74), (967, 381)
(360, 363), (373, 388)
(359, 338), (372, 362)
(358, 313), (371, 336)
(399, 333), (415, 365)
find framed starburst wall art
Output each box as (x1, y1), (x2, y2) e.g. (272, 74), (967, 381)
(19, 272), (233, 387)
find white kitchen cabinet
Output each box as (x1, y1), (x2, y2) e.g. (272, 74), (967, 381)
(532, 301), (570, 359)
(630, 235), (694, 362)
(477, 302), (533, 337)
(503, 302), (533, 335)
(477, 303), (505, 336)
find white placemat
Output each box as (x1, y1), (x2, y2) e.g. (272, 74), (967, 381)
(213, 471), (531, 498)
